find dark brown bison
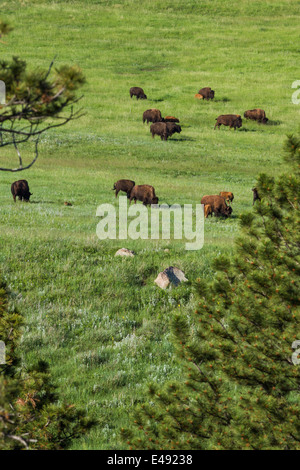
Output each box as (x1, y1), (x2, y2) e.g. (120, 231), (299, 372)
(150, 122), (168, 140)
(214, 114), (242, 130)
(130, 87), (147, 100)
(201, 195), (232, 217)
(129, 184), (158, 206)
(166, 122), (182, 137)
(244, 109), (268, 124)
(198, 87), (215, 100)
(143, 109), (163, 124)
(113, 179), (135, 198)
(219, 191), (234, 203)
(164, 116), (180, 123)
(11, 180), (32, 202)
(252, 187), (260, 205)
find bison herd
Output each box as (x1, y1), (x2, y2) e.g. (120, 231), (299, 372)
(133, 86), (269, 139)
(9, 84), (264, 222)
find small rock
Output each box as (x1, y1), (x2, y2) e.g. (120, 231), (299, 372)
(164, 248), (170, 253)
(115, 248), (135, 258)
(154, 266), (187, 289)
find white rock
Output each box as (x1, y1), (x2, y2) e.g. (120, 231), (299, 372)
(115, 248), (135, 257)
(154, 266), (187, 289)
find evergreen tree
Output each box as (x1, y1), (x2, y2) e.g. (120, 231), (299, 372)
(0, 277), (95, 450)
(123, 134), (300, 450)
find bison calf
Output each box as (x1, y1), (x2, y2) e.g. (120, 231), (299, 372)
(11, 180), (32, 202)
(129, 185), (158, 206)
(214, 114), (242, 130)
(113, 179), (135, 198)
(201, 195), (232, 218)
(164, 116), (180, 123)
(130, 87), (147, 100)
(204, 204), (213, 218)
(219, 191), (234, 204)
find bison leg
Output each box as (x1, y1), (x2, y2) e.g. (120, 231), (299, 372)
(115, 189), (119, 198)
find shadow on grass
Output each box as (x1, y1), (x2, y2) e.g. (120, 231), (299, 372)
(214, 97), (230, 103)
(169, 136), (196, 142)
(266, 120), (281, 126)
(30, 200), (57, 204)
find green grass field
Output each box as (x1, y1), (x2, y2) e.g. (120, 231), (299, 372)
(0, 0), (299, 449)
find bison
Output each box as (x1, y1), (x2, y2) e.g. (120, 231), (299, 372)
(204, 204), (213, 218)
(11, 180), (32, 202)
(150, 122), (168, 140)
(214, 114), (242, 130)
(244, 109), (268, 124)
(201, 195), (232, 218)
(198, 87), (215, 100)
(219, 191), (234, 204)
(130, 87), (147, 100)
(165, 122), (182, 137)
(113, 179), (135, 198)
(252, 187), (260, 205)
(194, 93), (204, 100)
(143, 109), (163, 124)
(129, 184), (158, 206)
(164, 116), (180, 123)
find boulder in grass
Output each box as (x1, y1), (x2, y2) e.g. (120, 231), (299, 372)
(154, 266), (187, 289)
(115, 248), (135, 258)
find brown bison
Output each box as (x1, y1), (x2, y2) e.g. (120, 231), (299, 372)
(252, 187), (260, 205)
(150, 122), (168, 140)
(11, 180), (32, 202)
(198, 87), (215, 100)
(129, 184), (159, 206)
(244, 109), (268, 124)
(113, 179), (135, 198)
(166, 122), (182, 137)
(143, 109), (163, 124)
(164, 116), (180, 123)
(214, 114), (242, 130)
(130, 87), (147, 100)
(201, 195), (232, 217)
(194, 93), (204, 100)
(219, 191), (234, 204)
(204, 204), (213, 218)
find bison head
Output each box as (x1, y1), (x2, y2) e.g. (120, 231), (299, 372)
(152, 197), (159, 205)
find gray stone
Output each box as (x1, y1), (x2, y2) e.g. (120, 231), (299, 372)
(154, 266), (187, 289)
(115, 248), (135, 258)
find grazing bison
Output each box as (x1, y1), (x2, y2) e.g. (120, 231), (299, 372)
(164, 116), (180, 123)
(150, 122), (168, 140)
(166, 122), (182, 137)
(198, 87), (215, 100)
(204, 204), (213, 218)
(219, 191), (234, 204)
(195, 93), (204, 100)
(214, 114), (242, 130)
(11, 180), (32, 202)
(143, 109), (163, 124)
(244, 109), (268, 124)
(130, 87), (147, 100)
(113, 179), (135, 198)
(201, 195), (232, 217)
(129, 184), (158, 206)
(252, 187), (260, 205)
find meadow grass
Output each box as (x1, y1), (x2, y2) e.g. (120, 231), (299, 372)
(0, 0), (299, 449)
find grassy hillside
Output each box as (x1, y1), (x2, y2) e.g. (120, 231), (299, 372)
(0, 0), (299, 449)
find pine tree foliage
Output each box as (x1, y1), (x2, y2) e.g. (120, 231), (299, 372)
(123, 134), (300, 450)
(0, 277), (95, 450)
